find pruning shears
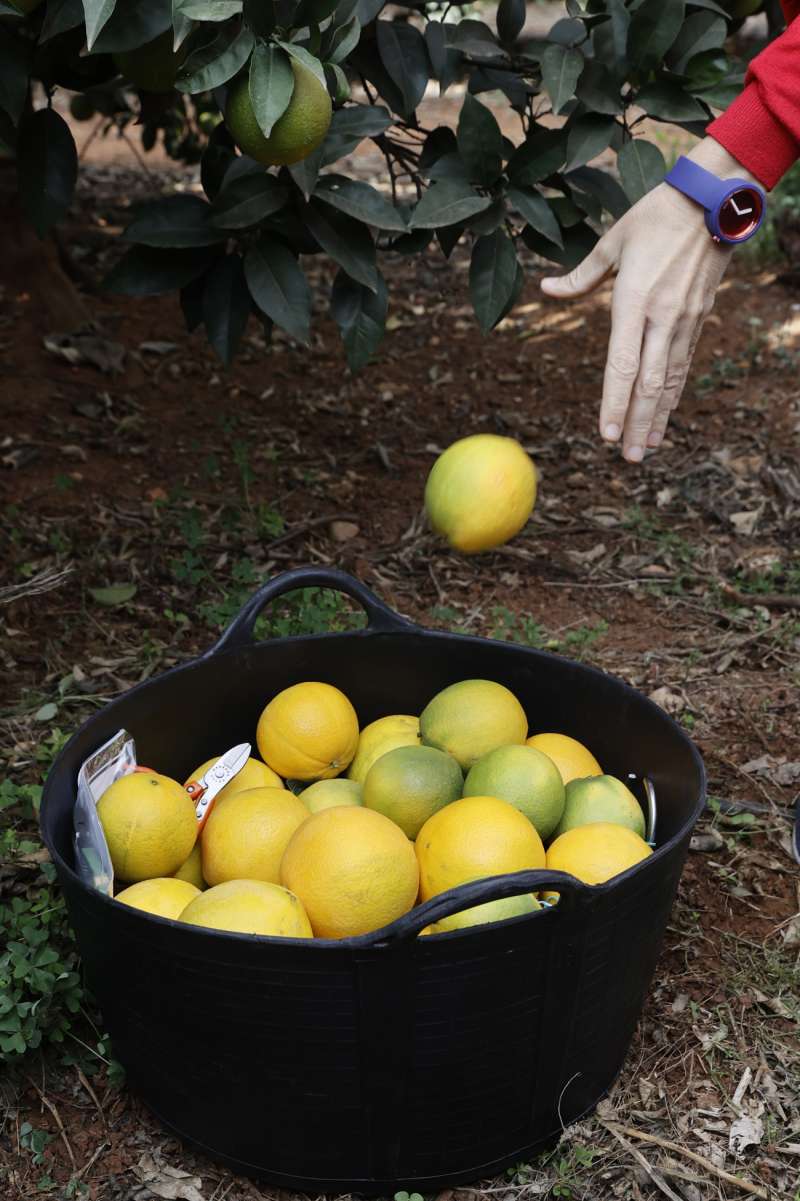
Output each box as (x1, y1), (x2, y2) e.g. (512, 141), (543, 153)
(184, 742), (250, 832)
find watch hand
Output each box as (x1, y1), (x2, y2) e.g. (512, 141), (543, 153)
(730, 198), (753, 217)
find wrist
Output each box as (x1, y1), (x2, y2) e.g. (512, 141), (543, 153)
(687, 137), (761, 187)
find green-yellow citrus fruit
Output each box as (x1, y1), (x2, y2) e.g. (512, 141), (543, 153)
(546, 822), (652, 885)
(416, 794), (545, 902)
(201, 786), (309, 885)
(525, 732), (602, 785)
(420, 678), (528, 771)
(257, 681), (359, 781)
(554, 774), (646, 839)
(425, 434), (537, 553)
(183, 755), (283, 800)
(280, 805), (419, 939)
(115, 877), (200, 919)
(173, 843), (206, 890)
(301, 777), (363, 813)
(422, 891), (541, 935)
(97, 772), (197, 883)
(225, 61), (332, 167)
(347, 714), (420, 784)
(179, 879), (312, 937)
(114, 31), (187, 93)
(463, 744), (565, 840)
(363, 744), (463, 839)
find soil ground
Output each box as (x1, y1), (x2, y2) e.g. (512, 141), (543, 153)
(1, 90), (799, 1201)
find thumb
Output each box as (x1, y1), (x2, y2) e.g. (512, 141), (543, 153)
(540, 232), (618, 300)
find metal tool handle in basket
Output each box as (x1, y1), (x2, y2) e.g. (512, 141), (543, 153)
(351, 870), (596, 947)
(207, 567), (417, 655)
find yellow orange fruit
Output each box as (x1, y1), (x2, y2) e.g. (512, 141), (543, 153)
(97, 772), (197, 883)
(416, 795), (545, 902)
(546, 822), (652, 885)
(257, 681), (359, 781)
(173, 843), (206, 890)
(179, 879), (312, 938)
(420, 678), (528, 771)
(301, 778), (363, 813)
(201, 786), (309, 886)
(347, 714), (420, 784)
(280, 806), (419, 939)
(525, 732), (602, 785)
(183, 755), (283, 800)
(115, 877), (200, 919)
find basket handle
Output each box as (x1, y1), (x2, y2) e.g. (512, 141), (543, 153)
(352, 870), (595, 947)
(206, 567), (417, 655)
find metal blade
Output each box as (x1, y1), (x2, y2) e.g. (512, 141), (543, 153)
(199, 742), (251, 804)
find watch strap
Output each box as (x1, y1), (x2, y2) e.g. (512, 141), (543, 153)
(664, 157), (722, 209)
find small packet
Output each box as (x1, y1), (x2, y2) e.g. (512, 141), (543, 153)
(74, 729), (137, 895)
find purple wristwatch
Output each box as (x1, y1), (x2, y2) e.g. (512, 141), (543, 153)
(664, 155), (766, 245)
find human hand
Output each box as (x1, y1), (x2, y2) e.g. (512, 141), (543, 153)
(540, 139), (759, 463)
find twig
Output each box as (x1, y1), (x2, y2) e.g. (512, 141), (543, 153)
(28, 1078), (76, 1170)
(603, 1124), (684, 1201)
(602, 1122), (774, 1200)
(74, 1139), (109, 1181)
(263, 511), (359, 555)
(719, 583), (800, 610)
(76, 1065), (107, 1129)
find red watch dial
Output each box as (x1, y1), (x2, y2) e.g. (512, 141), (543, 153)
(718, 187), (763, 241)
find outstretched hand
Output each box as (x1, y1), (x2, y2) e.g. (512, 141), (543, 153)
(540, 139), (758, 463)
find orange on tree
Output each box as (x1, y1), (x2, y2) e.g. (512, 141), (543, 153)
(225, 60), (332, 167)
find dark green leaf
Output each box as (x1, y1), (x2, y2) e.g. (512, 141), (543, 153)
(497, 260), (525, 324)
(303, 200), (379, 291)
(566, 185), (602, 224)
(123, 195), (224, 247)
(288, 144), (325, 198)
(17, 109), (77, 238)
(330, 269), (387, 371)
(40, 0), (85, 43)
(0, 35), (32, 125)
(173, 0), (194, 49)
(89, 584), (137, 606)
(175, 0), (241, 18)
(426, 153), (471, 184)
(548, 195), (583, 227)
(470, 66), (531, 111)
(576, 61), (623, 115)
(356, 0), (384, 23)
(296, 0), (339, 24)
(275, 42), (326, 89)
(668, 11), (726, 72)
(683, 49), (728, 91)
(327, 15), (361, 65)
(693, 79), (743, 110)
(469, 229), (518, 334)
(376, 19), (430, 116)
(326, 63), (351, 103)
(242, 0), (276, 36)
(410, 179), (491, 229)
(541, 44), (583, 115)
(244, 234), (311, 343)
(425, 20), (461, 92)
(82, 0), (117, 50)
(507, 186), (563, 247)
(497, 0), (525, 44)
(200, 123), (237, 200)
(686, 0), (728, 14)
(203, 254), (250, 365)
(211, 173), (289, 228)
(176, 25), (254, 92)
(420, 125), (457, 171)
(522, 220), (598, 268)
(180, 274), (206, 332)
(627, 0), (684, 72)
(507, 128), (565, 186)
(450, 18), (507, 59)
(105, 246), (215, 295)
(547, 17), (584, 46)
(390, 228), (432, 255)
(331, 103), (392, 140)
(347, 41), (405, 116)
(248, 44), (294, 139)
(564, 114), (616, 171)
(437, 222), (465, 258)
(468, 197), (507, 236)
(567, 165), (630, 218)
(314, 175), (407, 231)
(617, 138), (666, 203)
(457, 93), (503, 186)
(92, 0), (172, 53)
(636, 82), (709, 123)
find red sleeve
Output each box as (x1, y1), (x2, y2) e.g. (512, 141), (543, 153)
(708, 2), (800, 189)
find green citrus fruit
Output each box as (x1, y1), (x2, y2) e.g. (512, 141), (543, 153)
(225, 60), (332, 167)
(425, 434), (537, 554)
(463, 744), (565, 841)
(363, 744), (463, 839)
(423, 891), (541, 935)
(114, 31), (186, 93)
(554, 774), (646, 839)
(347, 714), (420, 785)
(420, 678), (528, 772)
(301, 778), (363, 814)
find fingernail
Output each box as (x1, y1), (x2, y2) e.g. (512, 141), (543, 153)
(647, 431), (662, 448)
(604, 424), (620, 441)
(626, 445), (644, 463)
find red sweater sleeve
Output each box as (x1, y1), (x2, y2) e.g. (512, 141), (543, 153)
(708, 1), (800, 188)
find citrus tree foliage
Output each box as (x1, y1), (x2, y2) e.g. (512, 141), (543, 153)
(1, 0), (752, 368)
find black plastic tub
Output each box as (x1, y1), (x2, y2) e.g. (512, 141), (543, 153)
(41, 567), (706, 1193)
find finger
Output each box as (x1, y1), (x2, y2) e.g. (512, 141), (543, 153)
(646, 312), (706, 449)
(598, 272), (646, 445)
(621, 320), (674, 462)
(540, 228), (620, 300)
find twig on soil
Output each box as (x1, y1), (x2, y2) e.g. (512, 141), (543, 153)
(602, 1122), (775, 1200)
(76, 1065), (107, 1128)
(27, 1078), (76, 1170)
(74, 1140), (109, 1182)
(263, 512), (359, 555)
(603, 1124), (685, 1201)
(719, 584), (800, 611)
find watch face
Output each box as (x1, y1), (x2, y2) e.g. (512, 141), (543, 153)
(718, 187), (763, 241)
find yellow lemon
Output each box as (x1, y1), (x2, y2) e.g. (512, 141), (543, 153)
(257, 681), (359, 780)
(97, 772), (197, 883)
(115, 877), (200, 919)
(225, 60), (332, 167)
(301, 778), (363, 813)
(416, 795), (545, 902)
(280, 806), (419, 939)
(546, 822), (652, 885)
(424, 892), (541, 935)
(183, 755), (283, 800)
(179, 879), (312, 938)
(201, 786), (309, 886)
(363, 744), (463, 839)
(420, 678), (528, 771)
(173, 843), (206, 890)
(347, 714), (420, 784)
(526, 732), (602, 785)
(463, 744), (565, 840)
(425, 434), (537, 553)
(554, 774), (645, 839)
